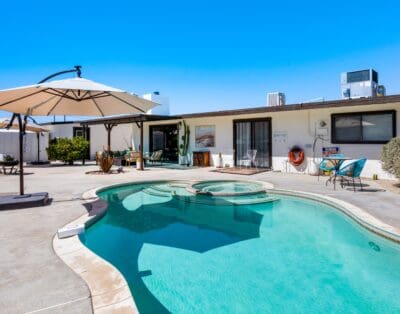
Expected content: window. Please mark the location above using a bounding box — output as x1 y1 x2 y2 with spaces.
332 111 396 144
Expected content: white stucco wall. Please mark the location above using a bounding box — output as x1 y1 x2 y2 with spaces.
0 130 49 161
146 102 398 180
45 101 399 179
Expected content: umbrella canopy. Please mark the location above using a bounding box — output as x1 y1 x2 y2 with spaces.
0 118 48 133
0 67 158 199
0 77 158 116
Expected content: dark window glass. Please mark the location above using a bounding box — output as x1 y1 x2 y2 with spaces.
334 115 362 142
332 111 395 143
372 70 378 83
347 70 370 83
362 114 393 141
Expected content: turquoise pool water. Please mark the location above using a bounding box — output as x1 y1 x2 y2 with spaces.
80 181 400 313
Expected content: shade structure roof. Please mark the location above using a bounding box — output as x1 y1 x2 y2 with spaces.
79 113 181 126
0 118 49 133
0 77 158 116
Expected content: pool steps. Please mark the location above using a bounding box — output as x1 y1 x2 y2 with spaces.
140 184 280 206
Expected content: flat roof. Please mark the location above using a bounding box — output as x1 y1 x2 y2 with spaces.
40 121 79 126
178 94 400 119
43 94 400 126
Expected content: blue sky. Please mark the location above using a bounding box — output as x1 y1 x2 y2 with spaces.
1 0 399 122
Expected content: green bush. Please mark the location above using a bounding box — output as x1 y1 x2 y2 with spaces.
381 137 400 179
47 137 89 165
4 154 15 162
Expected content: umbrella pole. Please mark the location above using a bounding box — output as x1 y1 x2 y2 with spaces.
37 132 40 163
16 114 24 196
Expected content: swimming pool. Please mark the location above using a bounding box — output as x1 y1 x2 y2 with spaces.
80 181 400 313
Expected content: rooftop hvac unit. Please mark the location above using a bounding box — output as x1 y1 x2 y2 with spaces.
341 69 379 99
377 85 386 97
267 92 285 107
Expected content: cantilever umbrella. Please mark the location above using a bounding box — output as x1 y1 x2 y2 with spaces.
0 77 157 116
0 66 158 205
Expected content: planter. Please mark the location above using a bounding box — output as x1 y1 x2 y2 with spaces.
179 155 189 166
216 157 223 168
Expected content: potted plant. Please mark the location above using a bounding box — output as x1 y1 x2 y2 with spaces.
179 120 190 166
99 150 114 173
216 152 223 168
136 157 142 170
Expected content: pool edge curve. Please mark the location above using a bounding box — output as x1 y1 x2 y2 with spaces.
53 180 400 313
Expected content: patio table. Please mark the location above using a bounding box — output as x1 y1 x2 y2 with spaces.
323 156 351 190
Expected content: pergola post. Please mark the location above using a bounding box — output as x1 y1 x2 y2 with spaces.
104 123 115 154
82 126 86 165
139 121 144 170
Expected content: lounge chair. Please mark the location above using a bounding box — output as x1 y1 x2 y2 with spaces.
336 158 367 192
144 150 163 165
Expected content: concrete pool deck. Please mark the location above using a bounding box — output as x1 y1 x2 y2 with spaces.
0 163 399 313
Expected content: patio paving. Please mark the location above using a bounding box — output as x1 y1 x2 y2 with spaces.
0 163 399 313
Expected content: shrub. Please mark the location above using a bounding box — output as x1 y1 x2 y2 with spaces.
381 137 400 179
4 154 15 162
47 137 89 165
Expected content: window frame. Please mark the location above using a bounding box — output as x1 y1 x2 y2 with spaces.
331 110 396 144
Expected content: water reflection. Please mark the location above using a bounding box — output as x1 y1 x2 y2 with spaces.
84 184 270 313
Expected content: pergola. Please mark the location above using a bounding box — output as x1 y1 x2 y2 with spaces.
80 114 181 170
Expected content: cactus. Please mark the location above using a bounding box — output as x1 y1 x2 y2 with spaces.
179 120 190 158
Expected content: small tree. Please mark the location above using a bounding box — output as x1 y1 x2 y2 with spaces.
47 137 89 165
381 137 400 179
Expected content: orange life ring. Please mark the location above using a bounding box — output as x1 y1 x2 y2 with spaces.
288 147 305 166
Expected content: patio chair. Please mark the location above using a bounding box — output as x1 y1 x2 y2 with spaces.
124 151 141 167
336 158 367 192
239 149 257 168
144 150 163 165
318 154 344 181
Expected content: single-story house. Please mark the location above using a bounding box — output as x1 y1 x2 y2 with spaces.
43 94 400 179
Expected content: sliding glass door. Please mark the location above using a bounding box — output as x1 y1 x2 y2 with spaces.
234 118 271 168
149 124 179 163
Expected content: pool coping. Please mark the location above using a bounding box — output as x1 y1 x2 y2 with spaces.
53 180 400 313
53 188 138 314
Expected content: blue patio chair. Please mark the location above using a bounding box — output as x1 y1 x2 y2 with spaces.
318 154 344 181
336 158 367 192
